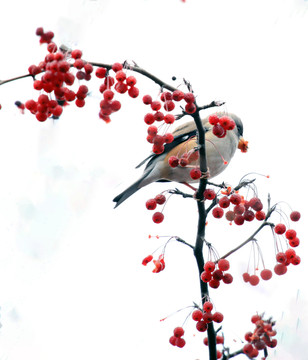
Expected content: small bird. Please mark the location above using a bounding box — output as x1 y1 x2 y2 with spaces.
113 112 247 207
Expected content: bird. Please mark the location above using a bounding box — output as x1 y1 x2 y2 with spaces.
113 112 247 208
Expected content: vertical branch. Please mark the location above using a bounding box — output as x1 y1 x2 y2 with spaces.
192 108 217 360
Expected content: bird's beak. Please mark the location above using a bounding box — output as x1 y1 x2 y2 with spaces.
238 136 248 153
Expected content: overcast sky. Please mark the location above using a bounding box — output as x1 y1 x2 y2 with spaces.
0 0 308 359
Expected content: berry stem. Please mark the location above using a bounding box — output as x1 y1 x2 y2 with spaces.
219 221 274 260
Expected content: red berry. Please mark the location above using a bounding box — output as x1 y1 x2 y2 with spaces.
203 189 216 200
175 337 186 348
289 237 300 247
218 259 230 271
291 255 301 265
234 204 245 215
225 210 235 222
126 76 137 86
203 337 209 346
212 124 226 138
142 255 153 265
84 63 93 74
151 101 161 111
95 67 107 78
204 261 215 272
184 92 195 103
202 312 213 323
192 309 203 321
173 327 184 338
196 320 208 332
153 111 164 122
212 312 224 323
242 272 250 282
75 98 85 107
52 105 63 117
274 223 286 235
71 49 82 59
179 157 188 167
208 114 220 125
112 62 123 72
243 210 255 222
244 332 253 342
152 212 164 224
249 275 260 286
218 196 230 208
172 90 184 101
249 197 263 211
110 100 121 112
251 314 261 323
155 194 166 205
115 70 126 82
185 102 196 114
164 114 175 124
209 279 220 289
36 112 48 122
164 133 174 144
103 90 114 101
144 113 155 125
243 343 254 355
234 215 245 225
74 59 84 69
146 199 157 210
274 263 288 275
285 248 296 260
290 211 301 221
212 207 224 219
203 301 213 313
164 100 175 111
190 167 201 180
169 336 177 346
201 271 212 283
128 86 139 98
222 273 233 284
255 210 266 221
260 269 272 280
168 156 179 168
142 94 152 105
230 193 242 205
285 229 297 240
147 125 158 136
219 116 235 130
152 144 164 154
115 82 128 93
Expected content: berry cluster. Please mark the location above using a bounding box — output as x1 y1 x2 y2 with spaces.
98 62 139 123
169 327 186 348
242 210 301 286
142 254 165 273
169 300 224 350
168 147 200 170
24 28 139 123
26 28 94 121
208 114 236 138
200 259 233 289
145 193 167 224
243 314 277 358
142 90 195 155
209 191 265 224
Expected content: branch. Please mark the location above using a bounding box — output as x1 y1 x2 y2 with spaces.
0 73 34 86
219 221 274 260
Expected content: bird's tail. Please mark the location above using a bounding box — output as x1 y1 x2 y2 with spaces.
113 174 148 208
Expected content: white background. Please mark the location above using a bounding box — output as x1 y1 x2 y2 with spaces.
0 0 307 359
